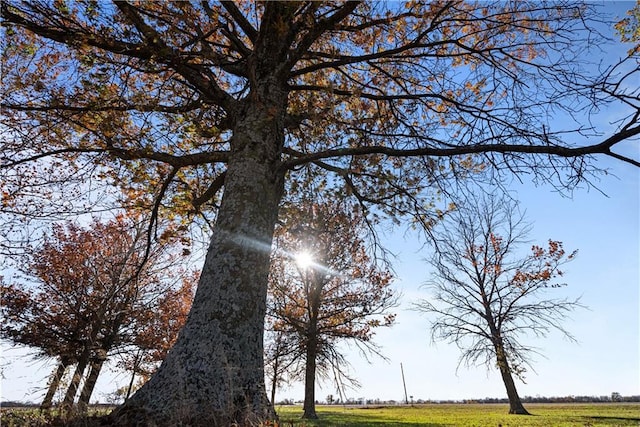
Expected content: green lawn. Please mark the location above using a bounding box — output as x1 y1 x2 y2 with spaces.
2 403 638 426
275 403 640 426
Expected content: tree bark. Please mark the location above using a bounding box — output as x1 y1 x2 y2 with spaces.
112 88 288 426
40 359 70 410
494 343 530 415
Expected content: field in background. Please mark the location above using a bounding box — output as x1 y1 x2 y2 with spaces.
1 403 638 426
275 403 640 426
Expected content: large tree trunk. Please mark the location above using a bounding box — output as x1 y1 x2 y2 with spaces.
40 359 70 410
302 337 318 419
495 344 530 415
112 87 288 426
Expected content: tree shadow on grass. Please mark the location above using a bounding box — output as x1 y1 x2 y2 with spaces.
278 409 448 427
584 415 640 423
521 412 640 426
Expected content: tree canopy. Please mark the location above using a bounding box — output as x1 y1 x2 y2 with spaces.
2 1 638 238
0 215 195 410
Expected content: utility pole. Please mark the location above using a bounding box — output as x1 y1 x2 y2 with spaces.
400 363 408 405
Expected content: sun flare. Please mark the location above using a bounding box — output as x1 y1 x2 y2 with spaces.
295 251 314 269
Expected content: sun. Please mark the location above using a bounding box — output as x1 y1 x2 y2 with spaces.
295 251 314 269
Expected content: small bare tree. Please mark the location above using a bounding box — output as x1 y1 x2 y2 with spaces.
415 194 582 415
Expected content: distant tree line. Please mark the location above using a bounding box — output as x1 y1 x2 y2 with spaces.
269 394 640 406
461 394 640 404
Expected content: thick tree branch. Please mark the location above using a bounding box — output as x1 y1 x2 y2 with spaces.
1 3 150 58
191 171 226 210
115 1 235 109
282 125 640 170
2 2 237 110
2 146 229 169
286 2 362 69
1 100 204 114
219 1 258 44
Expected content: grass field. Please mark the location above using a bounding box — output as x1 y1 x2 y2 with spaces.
275 403 640 426
1 403 638 426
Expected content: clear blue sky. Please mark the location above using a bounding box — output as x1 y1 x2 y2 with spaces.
1 1 638 405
